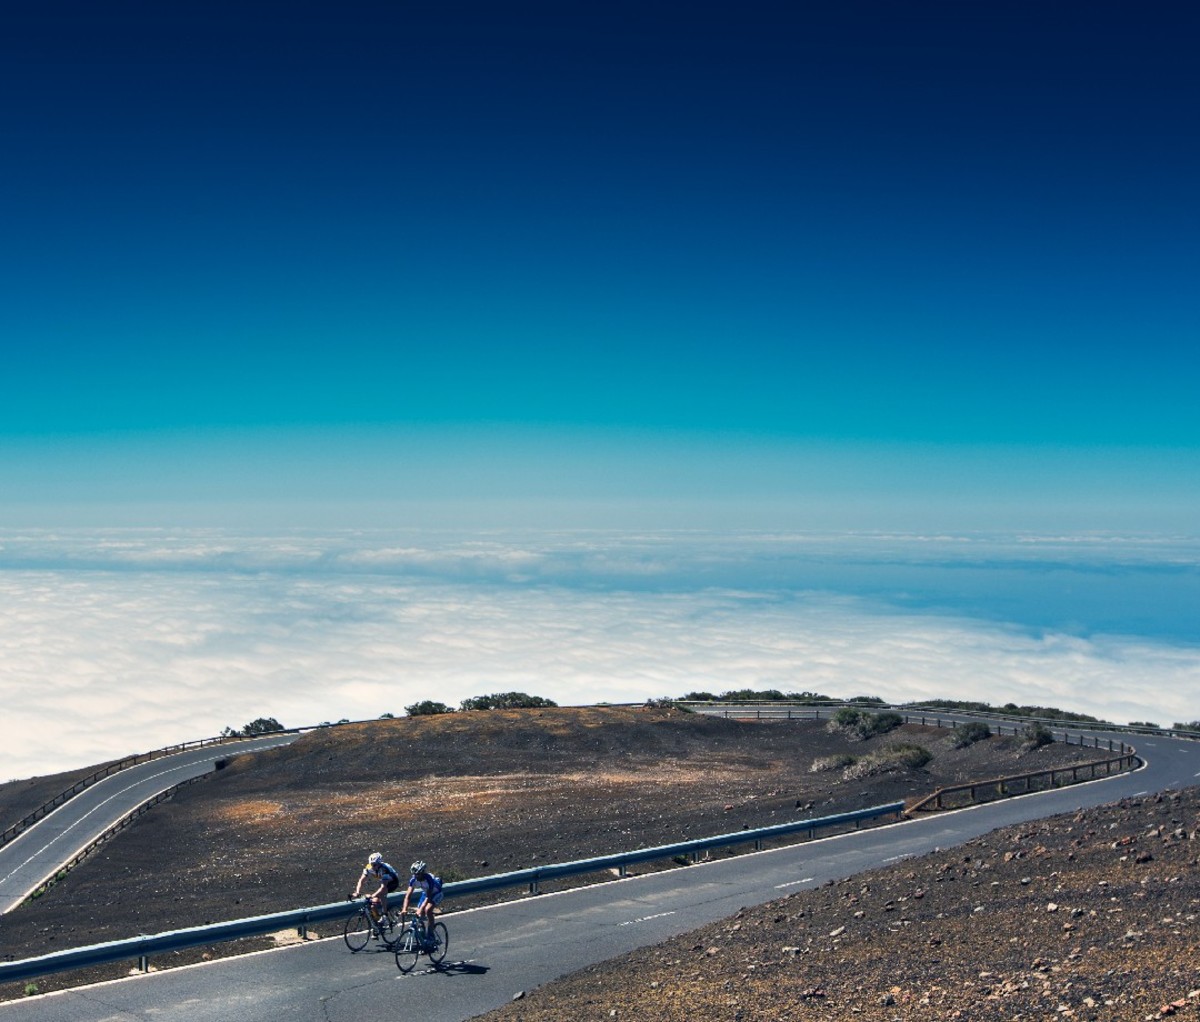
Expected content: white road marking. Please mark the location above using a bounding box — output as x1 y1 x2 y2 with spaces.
1 761 204 886
619 911 677 927
884 854 914 863
774 877 815 889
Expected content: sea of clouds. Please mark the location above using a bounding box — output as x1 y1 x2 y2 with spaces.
1 527 1198 782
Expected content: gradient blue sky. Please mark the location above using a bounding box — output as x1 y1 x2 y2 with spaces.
2 0 1198 528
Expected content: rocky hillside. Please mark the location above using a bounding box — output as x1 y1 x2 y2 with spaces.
478 787 1200 1022
0 706 1113 1002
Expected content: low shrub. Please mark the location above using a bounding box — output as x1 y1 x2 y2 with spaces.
952 721 992 748
406 700 455 716
842 742 932 780
459 692 558 710
1021 722 1056 750
810 753 857 773
827 708 903 741
221 716 285 737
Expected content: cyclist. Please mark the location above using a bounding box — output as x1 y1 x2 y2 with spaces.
401 860 444 941
352 852 400 928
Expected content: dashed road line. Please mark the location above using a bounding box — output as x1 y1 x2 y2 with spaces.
619 911 677 927
774 877 814 890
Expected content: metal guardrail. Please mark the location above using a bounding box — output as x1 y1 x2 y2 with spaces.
0 708 619 852
18 774 216 906
905 747 1140 813
689 701 1142 814
686 702 1139 751
0 801 903 985
679 700 1200 743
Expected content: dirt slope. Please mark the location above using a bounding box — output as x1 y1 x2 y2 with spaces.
478 788 1200 1022
0 706 1107 1001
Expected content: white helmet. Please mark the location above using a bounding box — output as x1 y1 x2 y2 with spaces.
368 852 383 864
410 860 426 875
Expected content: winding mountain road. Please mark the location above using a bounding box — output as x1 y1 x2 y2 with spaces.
1 723 1196 1022
0 734 300 915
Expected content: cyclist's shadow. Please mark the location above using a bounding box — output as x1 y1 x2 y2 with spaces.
427 960 489 977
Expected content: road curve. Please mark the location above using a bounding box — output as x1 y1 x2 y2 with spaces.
0 734 300 915
1 726 1196 1022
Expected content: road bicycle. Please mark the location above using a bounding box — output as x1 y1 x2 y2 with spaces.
394 911 448 972
342 897 399 951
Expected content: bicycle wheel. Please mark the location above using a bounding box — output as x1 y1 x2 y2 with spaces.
428 921 448 965
376 911 398 947
343 910 372 952
394 925 421 973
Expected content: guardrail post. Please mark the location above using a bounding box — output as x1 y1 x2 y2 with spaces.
138 954 149 972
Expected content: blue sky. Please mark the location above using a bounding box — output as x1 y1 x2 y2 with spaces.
2 0 1197 530
1 4 1199 777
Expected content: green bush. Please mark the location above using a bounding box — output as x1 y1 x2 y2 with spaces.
459 692 558 711
905 699 1103 725
883 742 933 769
843 742 932 779
827 708 902 741
720 688 787 701
1021 722 1055 750
221 716 285 737
810 754 857 773
405 700 454 716
952 721 992 748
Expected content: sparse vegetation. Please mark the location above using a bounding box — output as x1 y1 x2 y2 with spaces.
459 692 558 710
220 717 285 738
1021 722 1056 750
952 721 992 748
405 700 455 716
842 742 932 780
681 690 833 703
827 708 903 741
810 753 857 773
1128 720 1161 729
906 699 1104 725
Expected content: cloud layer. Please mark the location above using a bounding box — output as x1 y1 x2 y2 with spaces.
1 528 1197 782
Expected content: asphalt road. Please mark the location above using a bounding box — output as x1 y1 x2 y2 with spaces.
0 734 300 915
1 724 1195 1022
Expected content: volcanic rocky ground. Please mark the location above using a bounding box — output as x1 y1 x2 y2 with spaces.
0 706 1173 1017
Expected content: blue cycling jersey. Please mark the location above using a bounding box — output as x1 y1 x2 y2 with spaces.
408 872 442 895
